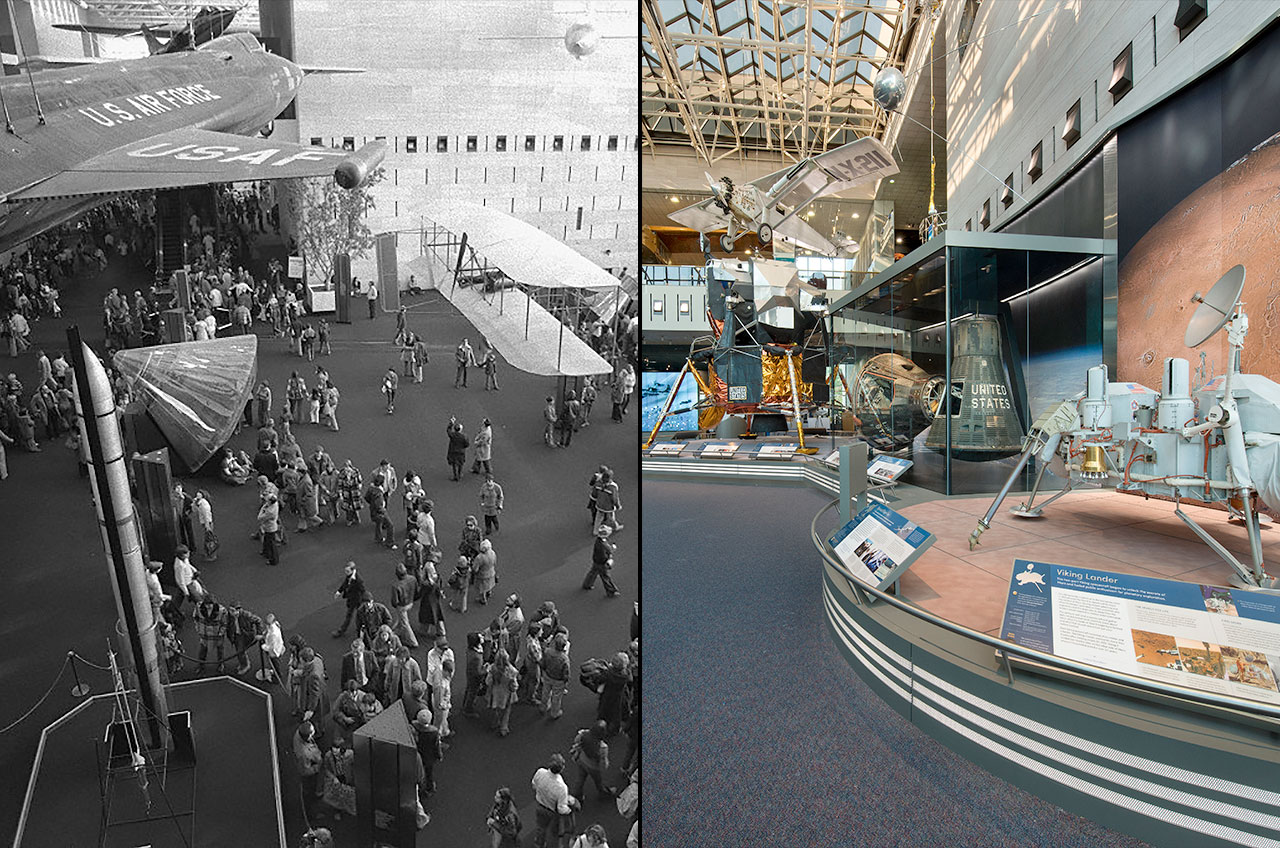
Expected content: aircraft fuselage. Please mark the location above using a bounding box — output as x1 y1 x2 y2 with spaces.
0 33 303 253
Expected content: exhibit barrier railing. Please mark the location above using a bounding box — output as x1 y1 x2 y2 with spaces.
810 497 1280 726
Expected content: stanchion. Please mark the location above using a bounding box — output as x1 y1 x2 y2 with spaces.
254 642 274 683
68 651 91 698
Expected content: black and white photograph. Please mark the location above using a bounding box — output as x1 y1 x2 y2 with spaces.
0 2 637 846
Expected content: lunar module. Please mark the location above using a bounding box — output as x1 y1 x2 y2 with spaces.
970 266 1280 589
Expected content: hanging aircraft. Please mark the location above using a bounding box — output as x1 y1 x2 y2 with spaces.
0 32 385 255
667 137 899 255
53 5 240 55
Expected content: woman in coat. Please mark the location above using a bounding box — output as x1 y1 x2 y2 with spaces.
471 418 493 475
485 648 519 736
416 552 447 638
471 538 498 605
297 468 323 531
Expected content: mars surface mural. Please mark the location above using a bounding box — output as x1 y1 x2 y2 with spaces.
1118 131 1280 386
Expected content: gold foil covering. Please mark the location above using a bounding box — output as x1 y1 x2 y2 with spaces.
761 351 813 406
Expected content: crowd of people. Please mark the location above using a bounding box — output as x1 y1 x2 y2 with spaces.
2 187 640 847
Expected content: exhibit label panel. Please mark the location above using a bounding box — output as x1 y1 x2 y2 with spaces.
1001 561 1280 706
868 456 912 482
828 503 934 590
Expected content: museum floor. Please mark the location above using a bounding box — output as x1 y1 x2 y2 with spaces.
896 489 1278 634
643 477 1151 848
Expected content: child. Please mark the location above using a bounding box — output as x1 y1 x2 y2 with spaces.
308 387 322 425
448 556 469 613
435 657 455 738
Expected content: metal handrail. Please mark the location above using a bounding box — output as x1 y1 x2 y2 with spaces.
810 497 1280 723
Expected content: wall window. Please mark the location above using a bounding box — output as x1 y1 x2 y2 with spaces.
1063 99 1081 147
1027 141 1043 182
436 136 448 153
1001 173 1014 208
466 136 478 152
576 206 584 230
525 135 536 152
495 135 507 152
607 135 618 151
342 136 355 151
405 136 418 153
552 135 564 152
1110 43 1134 102
979 199 991 229
1175 0 1207 40
580 135 591 151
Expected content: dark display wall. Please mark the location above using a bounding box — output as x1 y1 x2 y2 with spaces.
1117 17 1280 386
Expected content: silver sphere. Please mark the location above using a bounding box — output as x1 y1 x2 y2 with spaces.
564 22 600 58
873 67 907 111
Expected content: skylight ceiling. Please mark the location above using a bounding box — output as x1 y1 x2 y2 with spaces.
642 0 913 164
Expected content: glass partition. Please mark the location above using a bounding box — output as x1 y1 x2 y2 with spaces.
829 232 1108 495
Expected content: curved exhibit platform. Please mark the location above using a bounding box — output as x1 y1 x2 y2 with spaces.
645 456 1280 848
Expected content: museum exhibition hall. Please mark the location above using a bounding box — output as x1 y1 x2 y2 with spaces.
642 1 1280 846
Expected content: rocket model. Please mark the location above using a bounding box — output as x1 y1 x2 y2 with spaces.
69 328 169 749
924 315 1024 460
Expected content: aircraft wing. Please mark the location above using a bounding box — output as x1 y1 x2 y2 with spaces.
668 197 730 232
767 137 899 215
772 213 837 255
9 129 378 200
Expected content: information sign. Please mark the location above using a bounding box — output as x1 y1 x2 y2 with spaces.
701 443 740 458
757 444 799 460
868 456 912 482
287 255 304 279
1001 561 1280 706
828 502 934 591
647 443 684 456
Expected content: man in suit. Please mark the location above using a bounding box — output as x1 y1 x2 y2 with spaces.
341 636 378 694
332 561 366 638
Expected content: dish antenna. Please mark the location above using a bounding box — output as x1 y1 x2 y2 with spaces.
1185 264 1245 348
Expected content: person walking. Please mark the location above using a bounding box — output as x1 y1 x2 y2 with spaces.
192 489 217 562
366 476 397 550
194 596 228 675
449 556 470 614
454 338 474 388
293 721 323 821
417 551 447 639
620 364 636 415
400 328 416 377
485 648 519 737
586 466 607 526
324 381 341 431
472 417 493 475
434 657 455 739
592 470 622 534
225 600 264 676
582 526 620 597
570 721 615 801
531 754 579 848
340 637 378 694
366 279 378 319
543 396 558 447
486 787 522 848
471 538 497 606
259 492 280 565
287 371 308 424
337 460 364 525
382 645 423 707
172 544 200 615
482 348 500 390
297 468 324 532
332 562 365 638
479 473 504 535
412 333 428 383
395 306 409 345
382 366 398 414
539 633 571 719
610 378 625 423
355 592 393 649
579 378 596 427
318 319 331 356
391 563 420 649
558 392 580 448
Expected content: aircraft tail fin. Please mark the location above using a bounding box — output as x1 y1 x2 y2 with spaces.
141 25 166 55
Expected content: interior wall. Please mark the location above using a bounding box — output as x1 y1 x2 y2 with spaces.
1116 18 1280 386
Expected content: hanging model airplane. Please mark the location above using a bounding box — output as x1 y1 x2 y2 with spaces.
668 136 899 255
0 32 385 255
54 5 240 55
